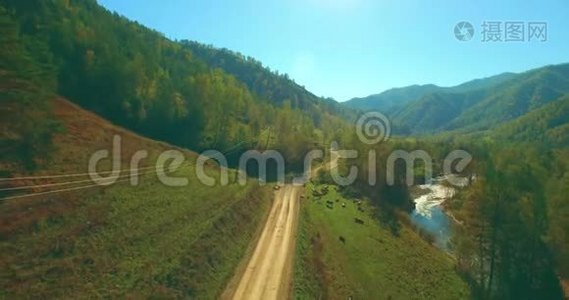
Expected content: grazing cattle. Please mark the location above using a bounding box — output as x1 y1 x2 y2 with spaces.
339 236 346 244
326 200 334 209
354 218 365 224
342 202 346 208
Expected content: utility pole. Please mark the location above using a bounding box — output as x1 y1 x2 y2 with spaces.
264 127 272 151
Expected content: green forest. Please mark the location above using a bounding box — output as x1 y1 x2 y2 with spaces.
0 0 349 172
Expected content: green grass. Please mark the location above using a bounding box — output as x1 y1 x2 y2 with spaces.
0 99 274 298
294 182 470 300
0 162 273 298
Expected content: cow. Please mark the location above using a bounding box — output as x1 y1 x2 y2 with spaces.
339 236 346 244
354 218 365 224
326 201 334 209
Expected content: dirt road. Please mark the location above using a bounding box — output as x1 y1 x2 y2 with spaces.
229 185 301 300
225 151 337 300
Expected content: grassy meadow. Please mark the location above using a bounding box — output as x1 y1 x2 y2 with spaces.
0 99 273 298
293 181 470 300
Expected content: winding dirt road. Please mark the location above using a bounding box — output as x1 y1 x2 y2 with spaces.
229 185 301 300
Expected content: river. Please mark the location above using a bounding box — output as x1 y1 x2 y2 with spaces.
409 175 469 250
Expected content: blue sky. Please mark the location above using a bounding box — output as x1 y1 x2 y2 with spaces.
97 0 569 101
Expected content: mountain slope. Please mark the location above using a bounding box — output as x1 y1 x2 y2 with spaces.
344 72 517 114
392 89 489 134
344 84 441 113
447 63 569 131
181 41 354 121
0 98 272 298
0 4 60 170
385 63 569 134
450 72 517 93
1 0 349 168
491 93 569 148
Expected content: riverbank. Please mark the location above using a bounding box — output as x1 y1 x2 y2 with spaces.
408 175 470 250
293 181 470 299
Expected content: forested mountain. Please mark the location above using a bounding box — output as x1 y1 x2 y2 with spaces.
491 93 569 148
0 4 60 169
446 64 569 131
345 65 569 135
181 41 354 120
0 0 350 170
344 72 516 114
392 89 489 134
340 84 441 114
448 72 517 93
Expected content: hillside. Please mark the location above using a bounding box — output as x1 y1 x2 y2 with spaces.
344 72 516 114
0 98 273 298
344 84 441 113
446 63 569 131
181 41 355 121
491 93 569 148
0 0 349 168
344 65 569 135
392 89 489 134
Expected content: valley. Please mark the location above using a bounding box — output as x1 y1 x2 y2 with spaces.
1 0 568 299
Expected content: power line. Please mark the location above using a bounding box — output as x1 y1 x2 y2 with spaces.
218 127 270 156
0 161 196 201
0 164 157 181
0 168 160 192
0 145 216 182
0 129 271 200
0 177 135 201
